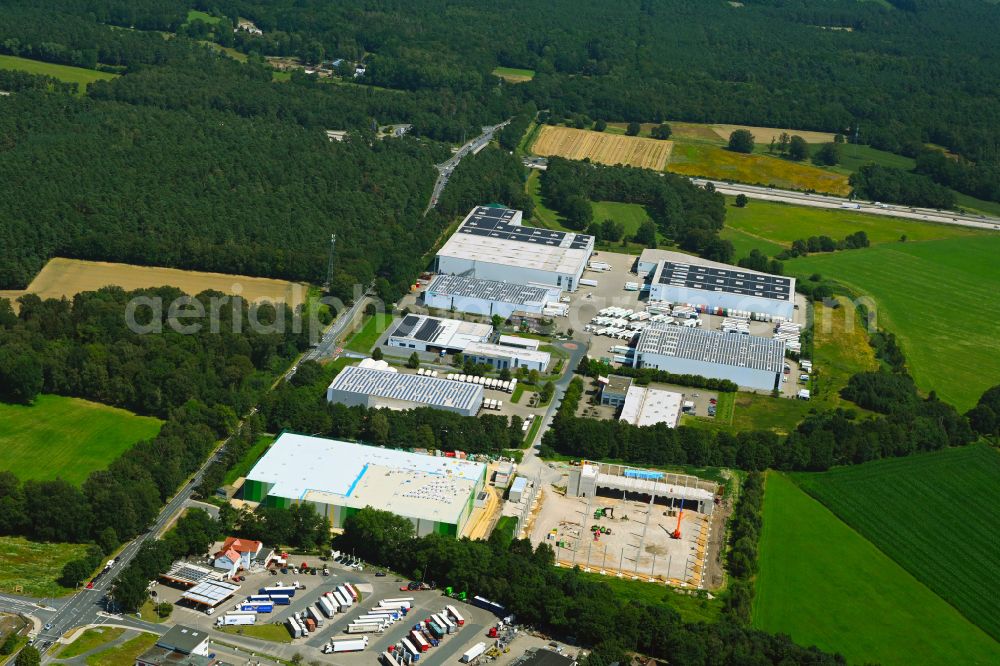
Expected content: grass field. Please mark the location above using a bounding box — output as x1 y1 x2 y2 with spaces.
0 537 91 597
754 473 1000 665
345 313 393 354
719 226 787 260
58 628 125 659
724 198 982 249
954 190 1000 218
788 235 1000 411
822 142 916 175
590 201 653 236
0 257 308 310
0 55 117 95
532 125 673 170
811 297 879 405
574 571 721 624
794 445 1000 642
223 435 274 486
218 624 292 643
667 142 850 195
85 633 158 666
187 9 221 24
0 395 162 485
492 66 535 82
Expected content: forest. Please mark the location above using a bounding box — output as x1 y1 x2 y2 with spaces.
0 288 308 547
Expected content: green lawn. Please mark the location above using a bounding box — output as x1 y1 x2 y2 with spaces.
754 472 1000 666
590 201 653 237
822 142 916 175
724 198 981 249
223 435 274 486
0 55 117 94
492 66 535 82
57 628 125 659
0 536 91 597
522 415 543 448
954 190 1000 218
0 395 162 485
187 9 221 24
86 633 157 666
344 313 394 354
218 623 292 643
573 571 721 624
787 235 1000 411
794 445 1000 642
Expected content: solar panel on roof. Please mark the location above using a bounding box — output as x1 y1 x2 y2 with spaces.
394 315 419 338
657 261 791 300
414 319 442 342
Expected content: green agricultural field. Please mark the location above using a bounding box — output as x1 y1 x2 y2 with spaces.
720 225 787 260
795 445 1000 642
0 55 117 94
724 198 982 249
223 435 274 486
0 536 91 597
345 313 394 354
754 473 1000 666
492 66 535 82
0 395 162 485
667 142 851 195
787 235 1000 410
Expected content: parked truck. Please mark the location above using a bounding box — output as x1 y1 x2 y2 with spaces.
238 602 273 613
286 617 304 639
324 637 369 654
260 585 296 597
216 613 256 626
344 583 360 601
318 596 337 618
446 605 465 626
401 638 421 662
268 595 291 606
410 630 430 652
461 642 487 663
347 623 386 634
307 604 324 627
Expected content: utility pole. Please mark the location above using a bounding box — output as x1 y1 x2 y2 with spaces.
324 233 337 291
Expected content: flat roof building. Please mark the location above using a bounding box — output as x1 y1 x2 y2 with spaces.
386 314 492 354
619 386 683 428
643 250 795 320
462 341 551 372
600 375 632 407
137 625 214 666
243 433 487 537
435 206 594 291
327 365 483 416
633 324 784 391
424 274 562 319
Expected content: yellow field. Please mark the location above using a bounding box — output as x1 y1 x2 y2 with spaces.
0 258 307 308
710 123 836 145
532 125 672 170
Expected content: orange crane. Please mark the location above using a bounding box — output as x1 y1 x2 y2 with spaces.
670 506 684 539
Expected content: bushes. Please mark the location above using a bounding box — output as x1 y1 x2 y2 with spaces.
723 472 764 623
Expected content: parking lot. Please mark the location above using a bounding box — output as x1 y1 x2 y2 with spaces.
153 558 536 664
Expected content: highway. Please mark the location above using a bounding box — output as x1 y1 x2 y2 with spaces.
425 121 509 214
689 178 1000 231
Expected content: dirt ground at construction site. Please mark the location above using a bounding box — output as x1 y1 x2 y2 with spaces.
526 476 717 589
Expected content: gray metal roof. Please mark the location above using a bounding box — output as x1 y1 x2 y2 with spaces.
635 324 785 373
328 366 483 411
460 208 593 250
655 260 793 301
157 625 210 654
427 274 555 306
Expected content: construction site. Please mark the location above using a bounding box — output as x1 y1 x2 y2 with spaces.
526 462 725 588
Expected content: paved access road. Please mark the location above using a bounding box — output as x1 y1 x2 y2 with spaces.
690 178 1000 231
425 121 510 214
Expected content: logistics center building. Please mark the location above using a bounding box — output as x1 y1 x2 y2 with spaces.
424 274 562 319
644 251 795 320
386 313 492 354
633 324 785 391
434 206 594 291
326 365 484 416
243 433 487 537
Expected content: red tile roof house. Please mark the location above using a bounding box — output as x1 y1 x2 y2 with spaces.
211 537 263 577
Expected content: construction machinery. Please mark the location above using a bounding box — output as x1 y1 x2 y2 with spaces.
671 507 684 539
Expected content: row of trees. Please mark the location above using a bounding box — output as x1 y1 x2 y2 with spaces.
775 231 870 260
723 472 764 624
849 164 956 209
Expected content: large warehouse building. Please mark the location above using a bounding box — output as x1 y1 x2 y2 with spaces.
633 323 785 391
386 314 492 354
327 365 484 416
243 433 487 537
424 274 562 319
644 251 795 320
434 206 594 291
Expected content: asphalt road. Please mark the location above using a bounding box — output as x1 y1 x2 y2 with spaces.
425 121 509 214
286 283 375 382
689 178 1000 231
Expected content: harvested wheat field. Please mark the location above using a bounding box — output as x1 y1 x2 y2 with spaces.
0 258 307 308
711 124 837 145
532 125 672 169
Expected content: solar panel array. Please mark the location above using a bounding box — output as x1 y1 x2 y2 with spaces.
393 314 420 338
636 324 785 373
461 208 592 250
329 366 483 411
427 274 552 305
181 579 240 606
657 261 793 301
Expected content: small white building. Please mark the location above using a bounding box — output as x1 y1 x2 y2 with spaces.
211 537 264 577
386 314 492 354
462 341 550 373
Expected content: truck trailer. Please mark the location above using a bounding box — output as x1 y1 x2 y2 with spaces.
461 642 487 663
325 637 369 654
446 605 465 626
318 596 337 618
238 602 273 613
346 623 386 634
216 613 256 626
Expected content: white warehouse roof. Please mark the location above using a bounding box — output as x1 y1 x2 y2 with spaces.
619 386 683 428
245 433 486 526
463 341 551 367
388 313 492 350
437 206 593 275
636 324 785 373
328 365 484 412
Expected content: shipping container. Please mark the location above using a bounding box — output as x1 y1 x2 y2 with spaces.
238 602 272 613
269 595 291 605
471 596 506 616
308 605 324 627
287 617 304 639
344 583 360 601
